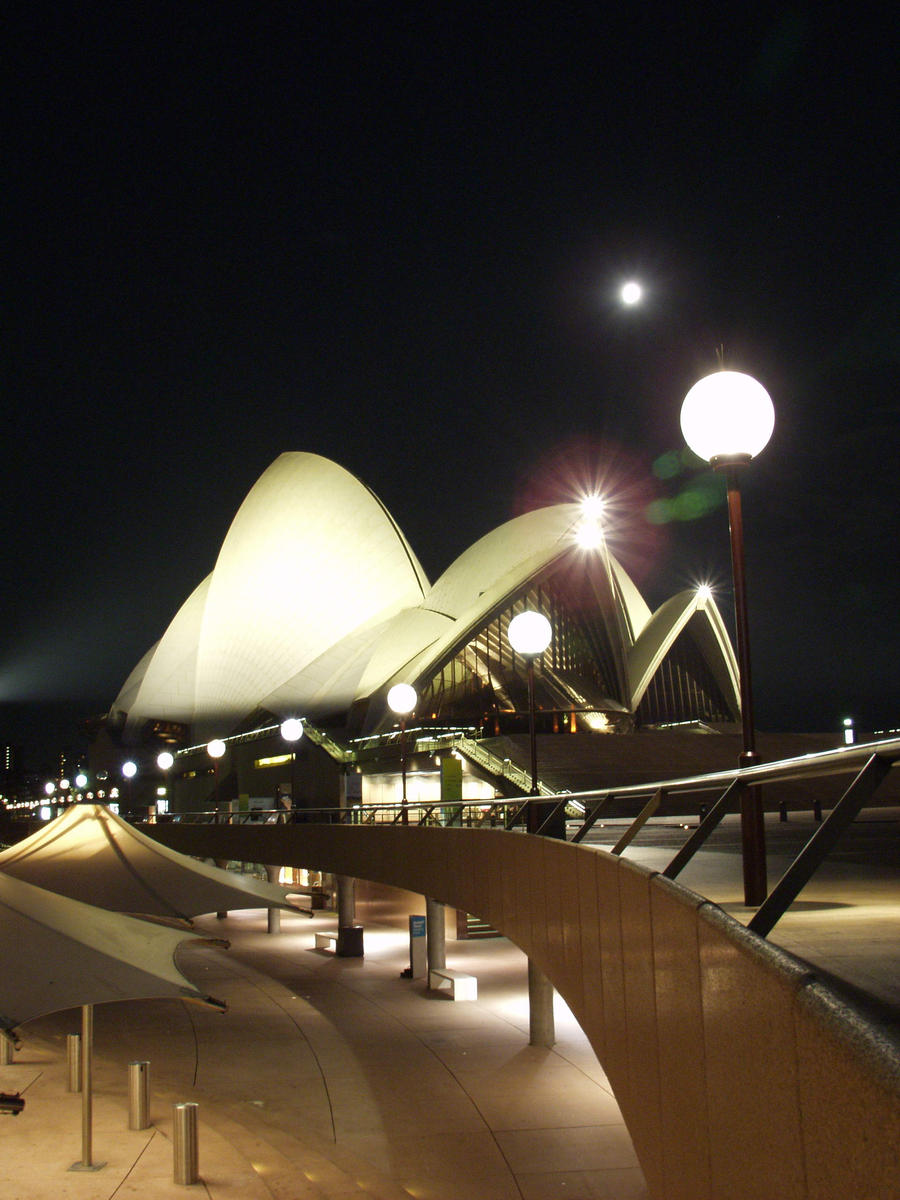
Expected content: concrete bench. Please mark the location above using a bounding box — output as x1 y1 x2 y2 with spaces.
314 931 338 951
429 967 477 1000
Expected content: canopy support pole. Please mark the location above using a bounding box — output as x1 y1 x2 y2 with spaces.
69 1005 105 1172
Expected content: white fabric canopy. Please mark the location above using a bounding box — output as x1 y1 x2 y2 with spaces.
0 870 221 1034
0 804 291 921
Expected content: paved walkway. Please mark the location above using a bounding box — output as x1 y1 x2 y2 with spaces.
2 806 897 1198
1 909 647 1200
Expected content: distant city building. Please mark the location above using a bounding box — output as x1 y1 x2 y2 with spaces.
2 743 22 783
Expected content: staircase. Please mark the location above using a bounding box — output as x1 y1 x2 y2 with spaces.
456 909 501 939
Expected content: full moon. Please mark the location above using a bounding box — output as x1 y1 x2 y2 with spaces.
621 280 643 305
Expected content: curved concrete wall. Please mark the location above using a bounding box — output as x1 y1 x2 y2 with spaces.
146 822 900 1200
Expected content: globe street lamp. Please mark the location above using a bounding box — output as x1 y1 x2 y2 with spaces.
387 684 417 824
280 718 304 813
507 610 552 832
681 369 774 905
207 739 226 806
122 759 138 812
157 750 174 813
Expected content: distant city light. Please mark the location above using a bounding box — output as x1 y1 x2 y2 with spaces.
39 805 52 821
207 739 226 759
74 772 87 788
122 760 137 779
157 750 174 771
44 781 55 796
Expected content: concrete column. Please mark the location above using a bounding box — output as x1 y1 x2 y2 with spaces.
528 960 555 1047
265 864 281 934
425 897 446 976
336 875 364 956
337 875 355 926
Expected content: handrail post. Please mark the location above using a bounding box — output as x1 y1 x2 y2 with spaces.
749 754 892 936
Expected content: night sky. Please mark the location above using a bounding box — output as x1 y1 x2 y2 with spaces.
4 5 898 769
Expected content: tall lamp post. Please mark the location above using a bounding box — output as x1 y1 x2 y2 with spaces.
207 739 226 808
507 610 553 832
280 718 304 814
157 751 174 814
680 369 774 906
121 760 137 813
387 684 417 824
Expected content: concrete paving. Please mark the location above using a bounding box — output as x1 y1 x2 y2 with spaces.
1 910 648 1200
1 804 896 1198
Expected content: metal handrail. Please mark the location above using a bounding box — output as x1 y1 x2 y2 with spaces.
163 736 900 933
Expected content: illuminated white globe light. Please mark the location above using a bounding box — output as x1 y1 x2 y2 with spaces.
157 751 174 771
122 760 138 779
621 280 643 305
387 683 417 716
680 371 774 463
74 772 88 788
280 717 304 742
44 781 55 796
207 739 226 759
508 610 552 657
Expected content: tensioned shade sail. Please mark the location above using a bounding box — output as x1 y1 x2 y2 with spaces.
0 804 292 921
0 870 222 1034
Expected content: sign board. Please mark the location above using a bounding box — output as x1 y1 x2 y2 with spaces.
441 756 462 804
409 914 427 979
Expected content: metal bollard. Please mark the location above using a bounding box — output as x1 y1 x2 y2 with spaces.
67 1033 82 1092
173 1101 199 1185
128 1061 150 1130
0 1033 13 1066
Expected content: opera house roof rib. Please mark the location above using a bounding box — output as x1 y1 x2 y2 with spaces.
110 452 741 745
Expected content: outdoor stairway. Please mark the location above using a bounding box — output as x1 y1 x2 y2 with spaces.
458 909 501 939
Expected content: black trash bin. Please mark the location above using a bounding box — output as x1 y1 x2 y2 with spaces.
336 924 364 957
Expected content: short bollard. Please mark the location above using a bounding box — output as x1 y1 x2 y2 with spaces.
173 1101 199 1185
67 1033 82 1092
0 1033 13 1066
128 1061 150 1130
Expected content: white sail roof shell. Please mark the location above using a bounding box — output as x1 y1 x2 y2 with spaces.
116 453 428 732
112 454 739 734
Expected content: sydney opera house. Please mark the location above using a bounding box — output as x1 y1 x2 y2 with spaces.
97 452 743 811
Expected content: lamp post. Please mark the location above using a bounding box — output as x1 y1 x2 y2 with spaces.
280 718 304 814
507 610 552 832
207 739 226 807
387 684 417 824
680 369 774 905
157 751 174 814
121 760 137 813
